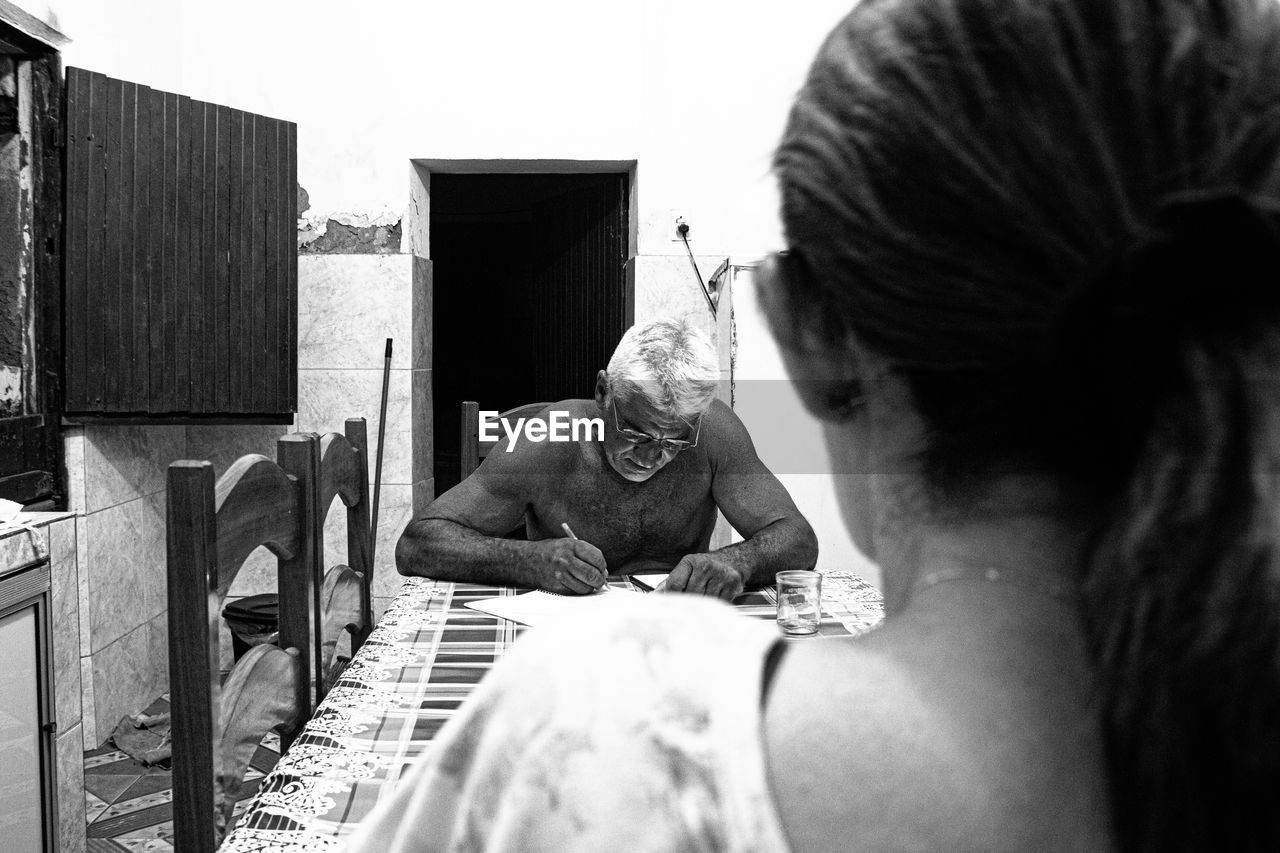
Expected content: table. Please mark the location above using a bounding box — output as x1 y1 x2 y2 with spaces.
220 573 884 852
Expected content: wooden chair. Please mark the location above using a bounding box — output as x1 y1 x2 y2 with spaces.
315 418 373 699
460 400 551 480
166 433 320 853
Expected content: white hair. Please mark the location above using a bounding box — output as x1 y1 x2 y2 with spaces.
606 317 720 419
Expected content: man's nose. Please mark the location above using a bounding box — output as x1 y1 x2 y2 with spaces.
634 442 665 466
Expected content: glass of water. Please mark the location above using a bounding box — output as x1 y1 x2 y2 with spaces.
776 570 822 636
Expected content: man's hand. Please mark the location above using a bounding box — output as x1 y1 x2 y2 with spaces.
532 538 608 594
664 553 747 601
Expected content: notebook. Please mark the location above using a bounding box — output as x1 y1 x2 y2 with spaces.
465 586 648 627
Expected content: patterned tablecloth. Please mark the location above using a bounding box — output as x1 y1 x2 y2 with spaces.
220 573 884 852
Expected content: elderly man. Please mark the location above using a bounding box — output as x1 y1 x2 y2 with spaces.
396 317 817 600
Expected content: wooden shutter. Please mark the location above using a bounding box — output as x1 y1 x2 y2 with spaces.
530 175 629 401
63 68 296 421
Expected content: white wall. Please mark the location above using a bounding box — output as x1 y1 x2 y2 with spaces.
39 0 851 259
29 0 879 590
731 266 879 588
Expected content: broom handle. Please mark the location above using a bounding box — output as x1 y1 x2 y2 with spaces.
369 338 392 567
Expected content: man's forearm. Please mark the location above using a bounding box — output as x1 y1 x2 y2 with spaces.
710 517 819 587
395 518 546 587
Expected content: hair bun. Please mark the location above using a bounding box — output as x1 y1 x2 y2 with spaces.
1109 191 1280 328
1043 191 1280 477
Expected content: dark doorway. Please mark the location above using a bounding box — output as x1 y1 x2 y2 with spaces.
431 172 630 494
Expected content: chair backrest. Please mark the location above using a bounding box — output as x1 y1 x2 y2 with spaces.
166 433 320 853
460 400 551 480
315 418 373 698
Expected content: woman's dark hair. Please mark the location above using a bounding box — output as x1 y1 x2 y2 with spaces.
774 0 1280 850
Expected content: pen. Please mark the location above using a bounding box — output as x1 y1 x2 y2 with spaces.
561 522 608 593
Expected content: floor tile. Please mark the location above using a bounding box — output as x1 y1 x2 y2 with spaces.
87 801 172 839
111 837 172 853
93 788 172 825
87 839 126 852
85 791 111 824
84 772 141 803
117 773 174 802
85 693 282 847
84 748 129 767
110 823 174 852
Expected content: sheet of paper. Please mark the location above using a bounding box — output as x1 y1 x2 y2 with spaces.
465 587 648 627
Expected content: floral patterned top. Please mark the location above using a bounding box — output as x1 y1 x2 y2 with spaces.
343 595 793 853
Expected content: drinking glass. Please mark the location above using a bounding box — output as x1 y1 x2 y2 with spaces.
776 570 822 636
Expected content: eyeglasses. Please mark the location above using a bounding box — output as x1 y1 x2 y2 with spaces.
611 402 702 452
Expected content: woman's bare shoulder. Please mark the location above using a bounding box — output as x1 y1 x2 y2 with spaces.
764 628 1114 852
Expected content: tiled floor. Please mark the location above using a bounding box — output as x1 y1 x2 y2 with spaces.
83 697 281 852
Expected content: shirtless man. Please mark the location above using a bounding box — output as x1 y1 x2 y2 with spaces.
395 317 818 600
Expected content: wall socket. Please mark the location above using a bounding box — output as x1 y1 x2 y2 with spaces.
671 209 689 241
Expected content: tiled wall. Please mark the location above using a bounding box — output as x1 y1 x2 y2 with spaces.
59 252 426 747
289 252 430 623
63 425 182 749
36 515 86 853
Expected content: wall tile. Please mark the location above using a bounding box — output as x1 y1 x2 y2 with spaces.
296 368 413 485
412 256 432 370
0 525 45 573
82 425 186 513
80 656 97 749
49 519 82 731
411 368 432 486
370 484 412 600
91 614 167 742
297 254 414 370
146 611 169 700
85 493 166 652
184 425 290 479
48 517 75 565
320 499 353 575
412 477 435 519
225 545 279 599
56 724 87 853
75 515 91 657
63 428 87 514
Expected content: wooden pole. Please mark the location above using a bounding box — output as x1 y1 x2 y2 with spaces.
369 339 391 568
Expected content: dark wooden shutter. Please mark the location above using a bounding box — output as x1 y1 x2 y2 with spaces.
530 175 629 401
63 68 296 421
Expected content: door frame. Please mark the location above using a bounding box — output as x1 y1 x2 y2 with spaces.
405 158 637 514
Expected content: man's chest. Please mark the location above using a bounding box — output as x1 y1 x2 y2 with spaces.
526 457 716 565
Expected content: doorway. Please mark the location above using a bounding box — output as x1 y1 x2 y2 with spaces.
429 171 631 494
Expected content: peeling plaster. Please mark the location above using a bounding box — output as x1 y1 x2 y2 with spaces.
299 216 402 254
297 202 405 254
0 365 20 415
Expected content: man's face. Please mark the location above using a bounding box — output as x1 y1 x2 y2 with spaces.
599 393 701 483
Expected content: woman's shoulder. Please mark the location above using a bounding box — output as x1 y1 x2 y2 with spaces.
763 621 1115 852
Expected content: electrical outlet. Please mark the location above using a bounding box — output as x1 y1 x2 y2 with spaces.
671 209 690 241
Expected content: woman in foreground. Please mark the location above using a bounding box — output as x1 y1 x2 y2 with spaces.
349 1 1280 850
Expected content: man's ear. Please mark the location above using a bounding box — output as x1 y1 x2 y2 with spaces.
594 370 610 409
